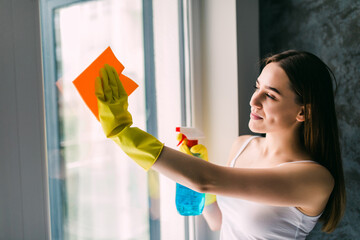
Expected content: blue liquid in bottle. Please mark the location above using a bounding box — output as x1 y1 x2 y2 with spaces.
175 183 205 216
175 128 206 216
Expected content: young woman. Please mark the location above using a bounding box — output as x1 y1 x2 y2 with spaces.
95 50 346 239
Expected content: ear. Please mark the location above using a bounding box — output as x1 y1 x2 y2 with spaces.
296 106 305 122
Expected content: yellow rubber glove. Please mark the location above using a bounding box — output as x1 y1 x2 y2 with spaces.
95 64 164 170
177 133 216 206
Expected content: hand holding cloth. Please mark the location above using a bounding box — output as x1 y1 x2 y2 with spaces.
95 64 164 170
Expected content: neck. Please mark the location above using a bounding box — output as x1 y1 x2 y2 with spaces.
262 130 305 159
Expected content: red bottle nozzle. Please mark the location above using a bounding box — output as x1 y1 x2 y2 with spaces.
176 127 203 147
177 133 187 146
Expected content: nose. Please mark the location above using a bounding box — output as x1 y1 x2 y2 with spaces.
249 90 262 109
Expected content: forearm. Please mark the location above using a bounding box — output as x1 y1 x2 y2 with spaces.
152 146 216 193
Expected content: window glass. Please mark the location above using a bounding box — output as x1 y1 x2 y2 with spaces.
42 0 188 239
152 0 184 239
53 1 149 239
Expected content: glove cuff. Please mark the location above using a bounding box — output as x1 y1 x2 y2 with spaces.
111 127 164 171
205 193 217 206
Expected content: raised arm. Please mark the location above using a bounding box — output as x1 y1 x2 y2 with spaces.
153 146 334 214
95 64 334 217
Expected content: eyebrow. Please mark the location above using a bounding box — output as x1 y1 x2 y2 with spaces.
256 79 282 95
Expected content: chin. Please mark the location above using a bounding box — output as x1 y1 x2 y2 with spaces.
248 120 265 134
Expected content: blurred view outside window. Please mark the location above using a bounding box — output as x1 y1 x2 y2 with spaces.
54 1 149 239
41 0 186 239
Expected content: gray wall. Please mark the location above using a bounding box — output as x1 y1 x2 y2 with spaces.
260 0 360 239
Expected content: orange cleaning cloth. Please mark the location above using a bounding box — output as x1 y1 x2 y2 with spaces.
72 47 138 121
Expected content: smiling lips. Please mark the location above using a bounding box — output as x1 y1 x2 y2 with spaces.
251 112 263 120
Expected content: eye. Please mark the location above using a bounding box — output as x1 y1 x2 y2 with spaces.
253 83 278 100
266 93 276 100
253 85 276 100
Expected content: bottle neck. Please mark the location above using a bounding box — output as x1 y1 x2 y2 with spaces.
187 139 198 147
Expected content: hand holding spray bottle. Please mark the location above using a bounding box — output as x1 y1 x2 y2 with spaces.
175 127 206 216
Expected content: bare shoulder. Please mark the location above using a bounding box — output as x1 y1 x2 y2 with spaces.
278 161 334 197
231 135 254 152
284 161 333 180
310 163 334 191
280 162 334 214
226 135 256 166
233 135 253 144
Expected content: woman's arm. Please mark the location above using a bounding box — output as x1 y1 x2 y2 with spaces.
152 146 334 211
94 65 333 214
202 201 222 231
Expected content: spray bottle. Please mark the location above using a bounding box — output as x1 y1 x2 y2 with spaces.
175 127 206 216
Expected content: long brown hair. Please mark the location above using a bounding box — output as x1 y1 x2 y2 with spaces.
263 50 346 233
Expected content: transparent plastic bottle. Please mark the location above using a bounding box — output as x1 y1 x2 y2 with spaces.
175 127 206 216
175 183 205 216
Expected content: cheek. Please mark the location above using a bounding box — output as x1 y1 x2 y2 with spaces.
267 103 299 124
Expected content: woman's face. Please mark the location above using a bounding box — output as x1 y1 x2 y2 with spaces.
248 62 304 134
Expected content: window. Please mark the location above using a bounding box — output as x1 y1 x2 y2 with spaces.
40 0 192 239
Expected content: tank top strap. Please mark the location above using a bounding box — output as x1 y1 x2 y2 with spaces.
276 160 317 167
229 136 260 168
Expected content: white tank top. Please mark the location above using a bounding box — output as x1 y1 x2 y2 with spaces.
217 136 321 240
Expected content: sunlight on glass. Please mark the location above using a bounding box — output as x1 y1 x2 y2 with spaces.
152 0 184 239
53 0 149 239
